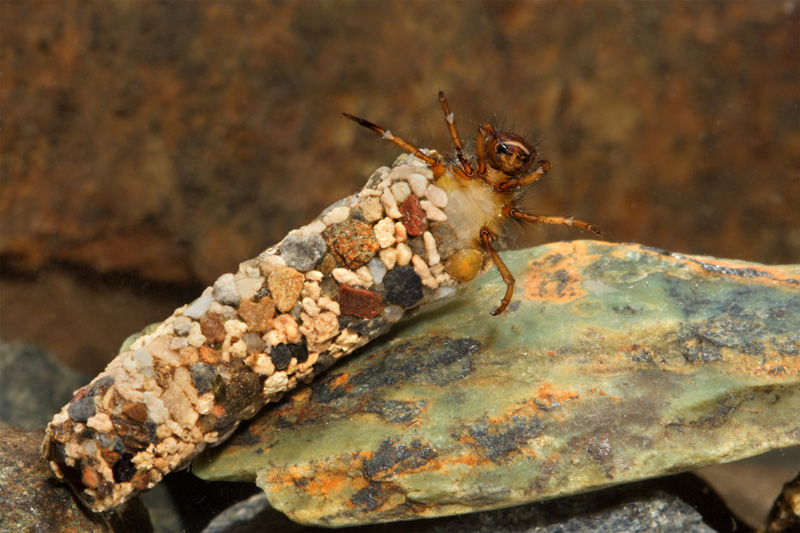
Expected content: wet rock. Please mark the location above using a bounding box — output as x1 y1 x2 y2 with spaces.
194 242 800 527
0 426 152 532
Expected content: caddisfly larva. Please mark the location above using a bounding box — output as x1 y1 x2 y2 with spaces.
42 92 599 512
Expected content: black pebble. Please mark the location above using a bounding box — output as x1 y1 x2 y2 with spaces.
383 265 423 308
190 362 216 395
271 344 293 370
112 453 136 483
67 396 96 423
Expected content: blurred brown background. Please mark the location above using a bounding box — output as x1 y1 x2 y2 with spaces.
1 1 798 527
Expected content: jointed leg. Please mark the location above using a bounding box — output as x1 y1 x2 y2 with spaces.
495 160 551 192
438 91 474 177
503 204 601 234
479 227 515 316
343 113 447 178
475 123 496 177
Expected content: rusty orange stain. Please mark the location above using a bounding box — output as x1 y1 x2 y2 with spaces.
523 242 598 303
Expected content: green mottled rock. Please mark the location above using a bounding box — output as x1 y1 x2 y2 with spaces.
193 241 800 527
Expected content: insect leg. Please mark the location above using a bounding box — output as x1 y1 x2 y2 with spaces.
503 204 601 234
343 112 447 178
495 160 551 192
475 123 496 177
479 227 515 316
438 91 474 177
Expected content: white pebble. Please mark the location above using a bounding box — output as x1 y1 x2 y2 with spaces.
304 270 323 282
381 188 402 219
332 267 367 287
360 196 384 222
394 221 407 243
419 200 448 221
356 265 374 287
424 184 448 208
368 257 387 284
183 290 213 320
213 273 240 306
396 243 413 266
406 173 429 197
323 206 350 225
383 305 405 322
298 219 326 236
412 254 439 289
379 248 397 270
423 231 441 266
390 182 411 204
373 217 396 249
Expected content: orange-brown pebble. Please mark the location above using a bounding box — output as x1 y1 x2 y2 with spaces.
200 314 226 344
199 345 220 364
338 284 385 319
122 402 149 423
323 219 380 270
399 194 427 236
268 266 305 313
238 297 276 332
81 467 102 489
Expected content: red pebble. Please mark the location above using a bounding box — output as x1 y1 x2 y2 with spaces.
338 284 385 319
399 194 427 236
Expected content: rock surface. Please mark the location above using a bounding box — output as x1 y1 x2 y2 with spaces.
194 242 800 526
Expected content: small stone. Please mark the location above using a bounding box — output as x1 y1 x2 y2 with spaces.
338 284 385 319
268 266 305 313
429 222 460 259
381 188 402 219
356 265 373 287
199 346 219 364
258 255 286 277
280 233 327 272
236 277 264 301
200 314 226 344
360 196 384 222
270 344 294 371
323 219 380 270
213 273 241 306
399 194 427 236
379 248 397 270
368 257 387 284
238 297 276 333
412 254 439 289
424 184 448 208
406 173 429 197
332 267 366 287
184 291 214 319
299 311 340 345
419 200 447 221
67 396 96 423
373 217 396 249
172 316 193 336
394 221 407 243
383 265 424 308
297 219 326 236
396 242 413 266
322 205 351 226
383 304 405 322
390 182 411 204
122 402 149 423
423 231 441 266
